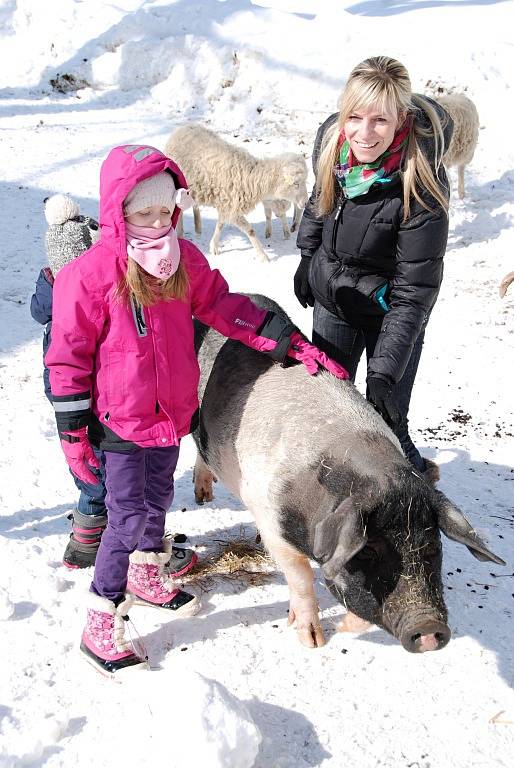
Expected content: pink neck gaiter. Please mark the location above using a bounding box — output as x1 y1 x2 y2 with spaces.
125 222 180 279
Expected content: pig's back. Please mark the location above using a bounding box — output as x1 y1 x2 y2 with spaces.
195 318 405 512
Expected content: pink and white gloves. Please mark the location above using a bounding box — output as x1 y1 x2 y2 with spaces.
255 312 350 380
286 331 349 379
60 427 101 485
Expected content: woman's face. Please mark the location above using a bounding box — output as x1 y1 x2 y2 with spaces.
343 105 400 163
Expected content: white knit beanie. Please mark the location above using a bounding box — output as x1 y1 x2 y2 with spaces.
123 172 177 216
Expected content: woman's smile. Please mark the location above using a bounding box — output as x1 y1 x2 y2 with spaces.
344 106 400 163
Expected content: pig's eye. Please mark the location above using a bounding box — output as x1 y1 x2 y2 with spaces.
355 546 378 561
417 540 441 558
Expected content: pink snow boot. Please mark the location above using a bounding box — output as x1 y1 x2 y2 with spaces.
127 550 200 616
80 594 148 677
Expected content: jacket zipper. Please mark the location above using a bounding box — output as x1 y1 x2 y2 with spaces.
147 308 177 444
331 195 344 255
130 294 147 337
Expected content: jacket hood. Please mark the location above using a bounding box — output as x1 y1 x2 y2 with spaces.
99 145 189 255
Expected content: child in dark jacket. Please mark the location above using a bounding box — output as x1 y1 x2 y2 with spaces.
30 195 107 568
30 195 198 579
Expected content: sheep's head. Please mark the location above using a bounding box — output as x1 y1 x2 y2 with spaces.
275 153 308 208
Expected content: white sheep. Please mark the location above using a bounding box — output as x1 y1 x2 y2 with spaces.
164 124 308 262
262 198 303 240
434 93 479 199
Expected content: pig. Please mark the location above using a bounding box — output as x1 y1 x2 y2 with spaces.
193 296 505 653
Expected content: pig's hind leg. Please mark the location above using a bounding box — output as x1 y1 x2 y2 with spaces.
263 537 325 648
193 453 217 504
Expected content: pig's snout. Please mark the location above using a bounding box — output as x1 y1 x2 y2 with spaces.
400 620 451 653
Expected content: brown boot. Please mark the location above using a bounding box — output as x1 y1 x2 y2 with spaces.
423 459 440 485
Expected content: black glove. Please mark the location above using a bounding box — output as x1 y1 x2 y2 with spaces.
366 376 401 429
293 257 315 308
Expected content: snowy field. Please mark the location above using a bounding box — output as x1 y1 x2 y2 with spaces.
0 1 513 766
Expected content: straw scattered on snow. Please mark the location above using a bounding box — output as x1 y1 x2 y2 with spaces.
178 528 275 593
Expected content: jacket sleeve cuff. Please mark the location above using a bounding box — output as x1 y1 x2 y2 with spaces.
255 312 299 364
52 391 92 434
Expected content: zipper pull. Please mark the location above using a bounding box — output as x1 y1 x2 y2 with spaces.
334 192 344 218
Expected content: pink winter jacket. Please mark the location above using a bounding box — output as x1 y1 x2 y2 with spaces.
46 145 275 448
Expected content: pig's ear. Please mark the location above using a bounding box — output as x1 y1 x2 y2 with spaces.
313 497 367 579
436 495 506 566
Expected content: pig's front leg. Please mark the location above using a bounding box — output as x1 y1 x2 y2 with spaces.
264 539 325 648
193 453 217 504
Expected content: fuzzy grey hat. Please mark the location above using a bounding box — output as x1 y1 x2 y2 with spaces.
44 194 100 275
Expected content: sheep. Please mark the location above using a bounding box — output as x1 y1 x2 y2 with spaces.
499 271 514 298
262 198 303 240
164 124 308 262
434 93 479 199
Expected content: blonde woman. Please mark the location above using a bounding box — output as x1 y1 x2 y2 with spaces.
294 56 453 481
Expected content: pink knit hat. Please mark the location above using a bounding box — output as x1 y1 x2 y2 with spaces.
124 172 177 216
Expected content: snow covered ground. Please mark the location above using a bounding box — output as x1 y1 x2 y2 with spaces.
0 1 513 766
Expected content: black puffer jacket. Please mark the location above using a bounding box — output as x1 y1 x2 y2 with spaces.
296 96 453 383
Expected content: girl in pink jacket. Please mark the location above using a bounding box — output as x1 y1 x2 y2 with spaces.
46 144 348 677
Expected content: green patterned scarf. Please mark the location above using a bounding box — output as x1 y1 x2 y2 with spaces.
334 121 410 199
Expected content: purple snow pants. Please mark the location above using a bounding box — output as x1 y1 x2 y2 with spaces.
91 444 180 602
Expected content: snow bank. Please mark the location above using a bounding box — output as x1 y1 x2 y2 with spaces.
0 587 14 621
120 664 261 768
2 0 512 135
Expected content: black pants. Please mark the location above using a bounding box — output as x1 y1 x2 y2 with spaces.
312 302 427 472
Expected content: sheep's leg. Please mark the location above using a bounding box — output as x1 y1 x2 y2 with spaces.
233 215 269 263
176 211 184 237
209 218 224 256
499 270 514 298
291 204 302 233
457 165 465 199
279 212 291 240
193 205 202 234
263 203 273 239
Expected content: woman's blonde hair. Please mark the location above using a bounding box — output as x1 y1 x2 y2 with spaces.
316 56 448 220
117 257 189 307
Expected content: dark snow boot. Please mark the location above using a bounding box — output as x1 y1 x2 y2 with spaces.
63 509 107 569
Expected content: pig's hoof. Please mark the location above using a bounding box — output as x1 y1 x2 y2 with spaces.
297 623 325 648
337 612 372 634
289 609 325 648
194 489 213 505
192 472 217 505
